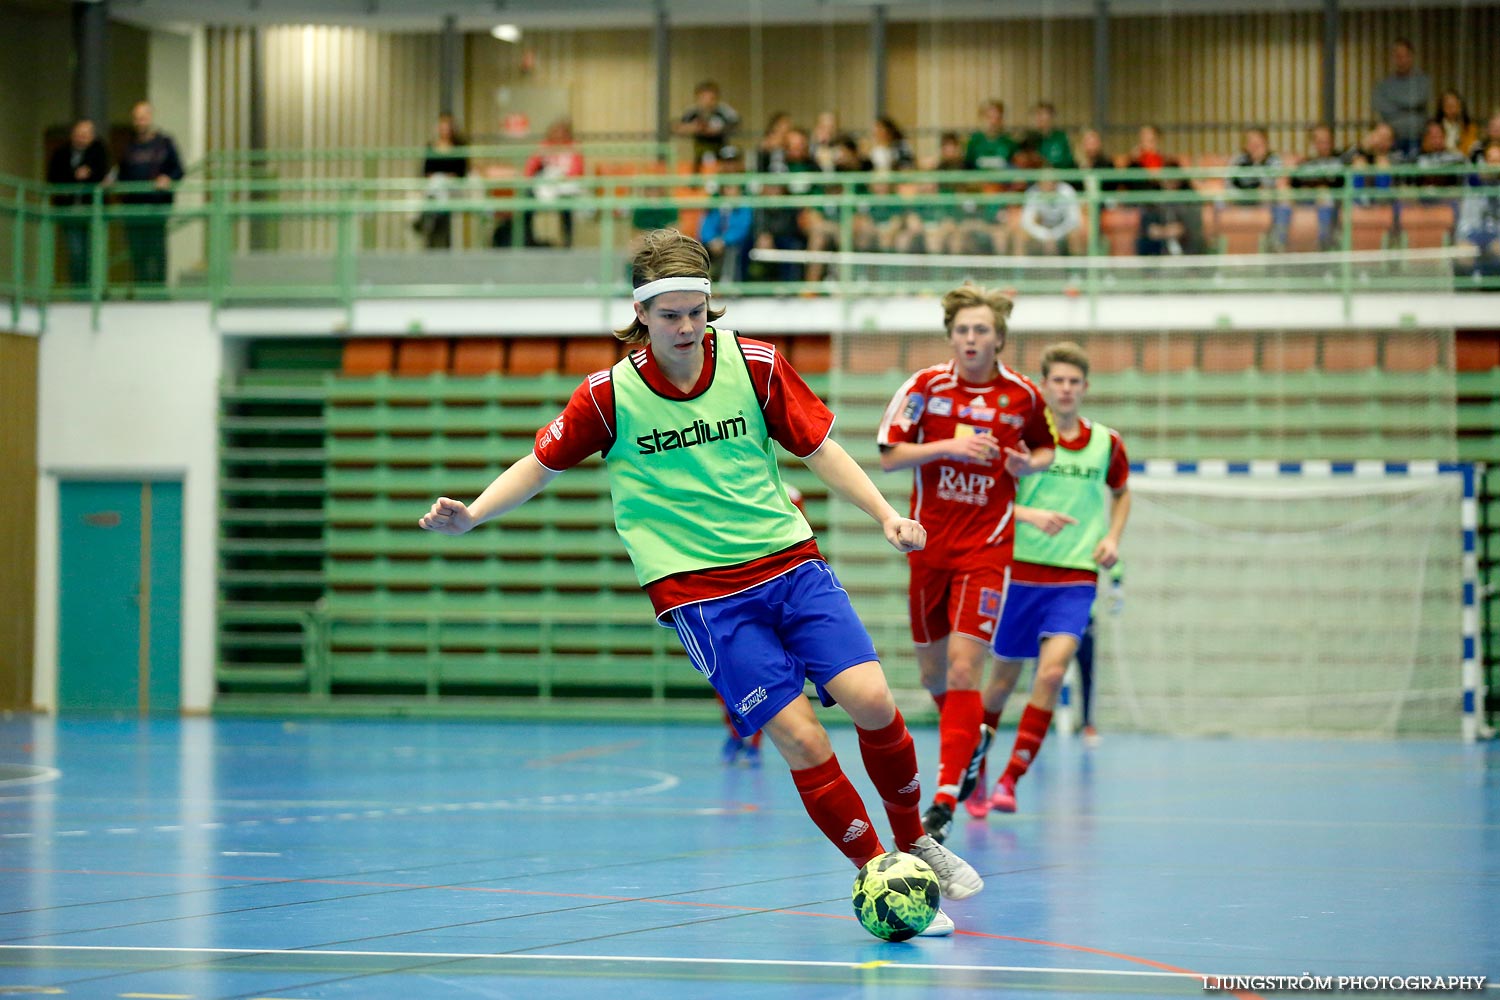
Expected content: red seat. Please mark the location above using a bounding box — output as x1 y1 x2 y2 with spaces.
1216 205 1272 255
1399 202 1455 249
395 339 451 376
341 339 395 376
562 336 623 374
451 339 506 375
506 338 561 375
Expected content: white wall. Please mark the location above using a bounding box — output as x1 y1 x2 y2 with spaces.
33 303 221 713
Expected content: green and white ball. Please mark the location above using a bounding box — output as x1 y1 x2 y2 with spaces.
852 851 940 941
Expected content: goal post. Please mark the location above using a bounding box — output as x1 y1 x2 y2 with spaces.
1092 460 1480 741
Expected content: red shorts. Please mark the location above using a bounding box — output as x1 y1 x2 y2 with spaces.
907 558 1012 647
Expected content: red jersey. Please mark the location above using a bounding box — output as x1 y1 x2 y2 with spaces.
1014 418 1130 586
877 361 1055 568
533 330 834 618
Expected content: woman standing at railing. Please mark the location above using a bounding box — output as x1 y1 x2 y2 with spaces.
417 113 469 250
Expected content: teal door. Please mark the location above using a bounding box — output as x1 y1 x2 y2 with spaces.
58 480 182 712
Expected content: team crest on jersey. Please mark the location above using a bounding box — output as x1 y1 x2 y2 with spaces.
979 588 1002 618
928 396 953 416
958 404 997 421
897 392 925 431
998 394 1009 407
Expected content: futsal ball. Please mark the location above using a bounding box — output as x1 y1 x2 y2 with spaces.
851 851 940 941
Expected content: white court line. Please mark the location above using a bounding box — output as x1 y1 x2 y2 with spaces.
0 766 61 789
0 944 1197 981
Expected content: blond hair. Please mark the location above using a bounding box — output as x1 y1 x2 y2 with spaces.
1040 341 1090 378
940 283 1015 336
614 228 726 345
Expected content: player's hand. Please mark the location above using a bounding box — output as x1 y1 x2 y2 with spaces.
884 517 926 553
419 497 476 535
1093 537 1120 569
949 434 1001 465
1003 441 1034 477
1029 509 1078 536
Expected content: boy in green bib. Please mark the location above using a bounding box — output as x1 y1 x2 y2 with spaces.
420 229 983 932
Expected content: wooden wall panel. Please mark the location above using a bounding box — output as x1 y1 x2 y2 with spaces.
0 333 37 710
206 7 1500 178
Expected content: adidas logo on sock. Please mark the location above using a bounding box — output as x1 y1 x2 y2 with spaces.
1016 749 1033 763
842 818 871 843
898 777 920 795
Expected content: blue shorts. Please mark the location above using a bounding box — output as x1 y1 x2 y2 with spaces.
670 561 879 737
992 581 1096 660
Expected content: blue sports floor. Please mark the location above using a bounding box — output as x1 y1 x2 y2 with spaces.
0 715 1496 999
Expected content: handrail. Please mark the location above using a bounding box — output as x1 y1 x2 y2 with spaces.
4 161 1495 320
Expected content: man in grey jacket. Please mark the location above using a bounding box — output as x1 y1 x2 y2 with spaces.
1373 39 1432 157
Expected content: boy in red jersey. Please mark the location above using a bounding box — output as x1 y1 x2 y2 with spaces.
877 284 1055 843
421 229 982 935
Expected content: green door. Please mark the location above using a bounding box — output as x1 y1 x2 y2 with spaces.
58 480 182 712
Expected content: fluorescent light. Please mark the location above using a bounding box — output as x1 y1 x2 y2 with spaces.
490 24 521 43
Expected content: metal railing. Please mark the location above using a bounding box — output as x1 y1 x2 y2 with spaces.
4 161 1496 326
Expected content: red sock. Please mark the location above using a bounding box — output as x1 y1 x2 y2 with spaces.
934 689 983 808
931 691 947 713
1002 703 1053 784
856 709 926 852
983 709 1001 731
791 754 886 867
748 729 763 749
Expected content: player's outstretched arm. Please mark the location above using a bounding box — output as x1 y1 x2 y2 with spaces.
879 435 999 472
1015 505 1077 536
418 454 560 535
805 438 925 553
1003 440 1055 478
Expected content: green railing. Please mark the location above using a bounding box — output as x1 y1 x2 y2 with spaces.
5 162 1497 325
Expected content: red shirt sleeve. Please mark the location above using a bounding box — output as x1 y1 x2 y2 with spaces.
1023 392 1057 451
741 338 835 458
1106 428 1130 491
533 373 616 470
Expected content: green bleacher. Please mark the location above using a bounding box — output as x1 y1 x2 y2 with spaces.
214 331 1500 720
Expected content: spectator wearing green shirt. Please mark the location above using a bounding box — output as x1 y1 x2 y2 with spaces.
1022 102 1076 169
964 100 1017 171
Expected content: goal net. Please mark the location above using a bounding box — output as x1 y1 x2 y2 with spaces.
1092 463 1476 739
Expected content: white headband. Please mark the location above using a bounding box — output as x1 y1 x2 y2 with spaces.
632 276 711 303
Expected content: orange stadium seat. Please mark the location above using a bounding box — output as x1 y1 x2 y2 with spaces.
506 338 561 375
1283 205 1323 253
1201 333 1257 372
1456 331 1500 371
1399 202 1455 249
1141 338 1196 372
1382 336 1440 372
1349 205 1395 251
844 337 903 374
450 338 507 375
1320 332 1378 371
1079 337 1136 374
562 336 623 374
1099 208 1140 256
395 338 452 376
1260 334 1318 372
790 336 832 374
1216 205 1272 254
341 338 396 376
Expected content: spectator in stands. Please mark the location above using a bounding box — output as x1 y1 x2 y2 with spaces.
1014 172 1084 256
933 131 966 172
1136 160 1206 256
1373 39 1432 157
699 150 754 282
113 101 184 288
1076 128 1112 171
753 111 792 175
1455 143 1500 276
965 100 1017 171
811 110 841 172
628 175 679 242
674 80 740 170
1411 118 1467 195
750 126 818 282
1229 126 1290 247
1350 122 1404 203
522 118 585 247
1022 102 1076 169
1291 124 1351 249
45 118 110 288
868 116 917 174
417 113 469 249
1437 90 1478 156
1470 111 1500 163
1126 124 1167 171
